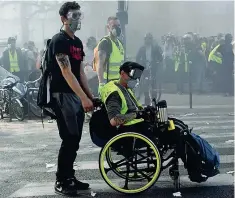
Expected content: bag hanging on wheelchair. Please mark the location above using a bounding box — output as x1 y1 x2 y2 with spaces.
182 132 220 183
89 105 117 147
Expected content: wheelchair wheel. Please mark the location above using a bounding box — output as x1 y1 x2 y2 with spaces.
99 132 161 194
106 146 156 181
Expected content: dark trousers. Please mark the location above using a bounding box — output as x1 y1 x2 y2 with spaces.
119 121 153 138
221 64 234 95
139 69 158 105
176 65 188 93
52 93 85 181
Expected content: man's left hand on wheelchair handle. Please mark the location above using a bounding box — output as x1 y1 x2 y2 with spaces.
136 106 156 120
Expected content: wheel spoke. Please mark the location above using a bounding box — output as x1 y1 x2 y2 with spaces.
129 162 152 182
123 163 130 190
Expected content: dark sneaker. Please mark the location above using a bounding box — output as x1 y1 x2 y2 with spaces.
54 179 78 196
72 176 90 190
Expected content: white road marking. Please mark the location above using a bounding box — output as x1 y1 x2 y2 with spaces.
45 155 234 172
8 174 234 197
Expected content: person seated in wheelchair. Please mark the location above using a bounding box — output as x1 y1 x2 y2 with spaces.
99 61 158 137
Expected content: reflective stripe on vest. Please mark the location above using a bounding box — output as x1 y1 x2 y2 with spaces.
175 52 188 73
104 38 124 80
208 44 222 64
9 50 20 72
201 42 206 54
101 80 144 126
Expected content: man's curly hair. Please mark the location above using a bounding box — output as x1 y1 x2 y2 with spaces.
59 1 80 18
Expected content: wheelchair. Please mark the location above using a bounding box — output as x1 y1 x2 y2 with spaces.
89 98 191 195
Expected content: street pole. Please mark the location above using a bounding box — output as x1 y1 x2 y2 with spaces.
116 0 128 59
20 2 30 44
189 61 193 109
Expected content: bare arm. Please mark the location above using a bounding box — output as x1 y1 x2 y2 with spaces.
106 92 137 126
55 53 87 100
80 62 93 99
97 50 106 83
110 113 137 126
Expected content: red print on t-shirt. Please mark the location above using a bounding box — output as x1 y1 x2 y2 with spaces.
70 46 82 60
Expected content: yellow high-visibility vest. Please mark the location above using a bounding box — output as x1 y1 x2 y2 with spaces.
201 42 206 55
208 45 222 64
175 52 188 73
9 50 20 72
100 80 144 126
95 36 124 81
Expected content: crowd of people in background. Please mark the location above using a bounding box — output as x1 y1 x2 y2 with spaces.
0 37 48 82
0 31 234 97
159 32 234 96
82 32 234 98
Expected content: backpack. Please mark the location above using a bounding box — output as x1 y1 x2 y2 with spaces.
37 39 56 121
89 104 117 147
182 132 220 183
92 36 112 72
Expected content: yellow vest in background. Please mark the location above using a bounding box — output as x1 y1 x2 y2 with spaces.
9 50 20 72
93 36 124 81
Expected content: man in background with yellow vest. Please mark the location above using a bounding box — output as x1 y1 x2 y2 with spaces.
216 34 234 96
174 42 188 94
208 39 224 93
1 37 24 81
100 61 154 136
95 16 124 93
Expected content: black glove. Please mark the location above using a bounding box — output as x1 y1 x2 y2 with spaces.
92 98 102 107
136 110 145 119
144 106 156 121
144 105 156 114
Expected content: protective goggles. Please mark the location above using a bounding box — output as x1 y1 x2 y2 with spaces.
67 10 83 21
128 68 143 80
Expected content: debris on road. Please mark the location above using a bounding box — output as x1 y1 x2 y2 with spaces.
225 140 234 144
173 191 182 197
91 191 97 197
227 171 235 175
46 163 55 168
181 113 197 117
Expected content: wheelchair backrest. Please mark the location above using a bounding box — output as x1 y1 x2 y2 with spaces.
89 104 117 146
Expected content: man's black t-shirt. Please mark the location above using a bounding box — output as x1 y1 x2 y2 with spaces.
48 30 85 93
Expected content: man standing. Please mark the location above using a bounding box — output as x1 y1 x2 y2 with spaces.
136 33 163 105
84 36 98 96
1 37 24 80
26 41 38 71
216 33 234 96
84 36 98 121
47 2 93 196
84 36 97 68
96 16 124 92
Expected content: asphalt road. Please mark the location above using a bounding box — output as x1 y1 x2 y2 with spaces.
0 94 234 198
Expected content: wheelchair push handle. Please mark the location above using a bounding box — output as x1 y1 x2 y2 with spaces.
92 97 103 108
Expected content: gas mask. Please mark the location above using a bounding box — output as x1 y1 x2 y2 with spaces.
66 10 83 33
8 42 16 50
127 78 139 89
126 68 143 89
111 26 121 37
